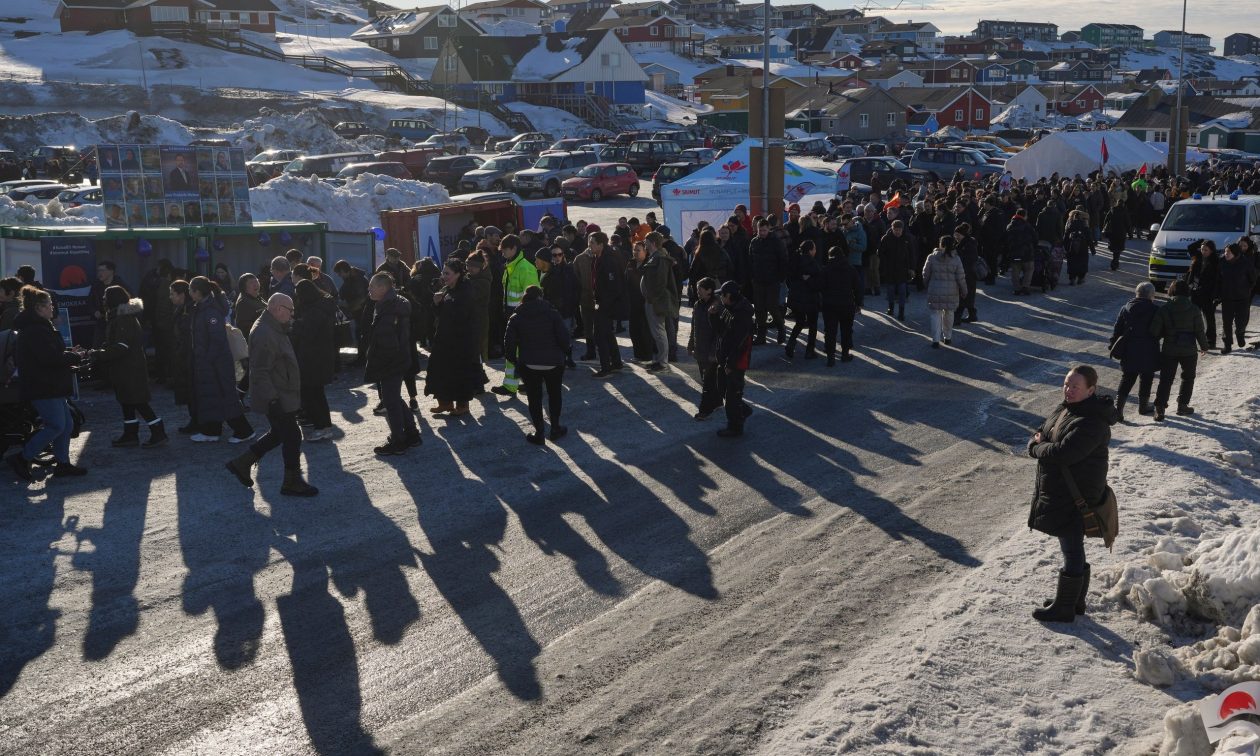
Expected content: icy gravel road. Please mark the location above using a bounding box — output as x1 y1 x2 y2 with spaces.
1 243 1154 755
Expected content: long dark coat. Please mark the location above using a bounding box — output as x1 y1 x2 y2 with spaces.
425 279 487 402
1109 297 1160 376
95 299 151 405
1027 394 1114 537
786 252 821 313
364 290 412 383
171 302 192 406
292 293 337 387
14 309 80 401
190 293 244 424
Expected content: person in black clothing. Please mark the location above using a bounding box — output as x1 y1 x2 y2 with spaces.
333 260 370 366
952 223 980 325
713 281 754 438
878 220 915 322
427 259 487 415
1219 243 1258 354
748 219 787 345
540 244 579 368
8 286 87 481
1185 240 1221 349
408 257 441 350
188 277 254 443
1108 282 1161 421
292 279 338 441
1026 365 1114 623
376 247 409 288
504 286 571 445
785 240 822 360
1102 200 1131 272
589 232 626 378
365 273 420 455
90 286 166 448
1006 209 1038 295
688 277 722 420
89 260 128 348
818 245 863 365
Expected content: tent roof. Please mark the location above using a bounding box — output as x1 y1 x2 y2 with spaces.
665 140 836 197
1003 131 1163 181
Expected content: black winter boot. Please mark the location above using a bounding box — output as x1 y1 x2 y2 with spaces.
897 306 905 322
112 421 141 448
281 467 319 497
1112 395 1127 424
1043 563 1090 615
225 450 258 487
1033 570 1085 623
143 419 168 448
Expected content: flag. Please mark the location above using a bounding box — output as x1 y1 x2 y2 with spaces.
1138 162 1148 176
885 192 902 210
1100 137 1110 165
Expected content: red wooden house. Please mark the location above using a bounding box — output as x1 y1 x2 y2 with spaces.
1047 84 1105 115
893 86 993 130
57 0 280 35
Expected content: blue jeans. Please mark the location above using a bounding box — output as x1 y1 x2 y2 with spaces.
25 398 73 463
885 282 908 309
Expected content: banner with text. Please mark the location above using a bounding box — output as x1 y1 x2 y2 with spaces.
97 144 252 228
40 236 96 345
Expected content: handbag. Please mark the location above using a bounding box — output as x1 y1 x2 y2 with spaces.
1108 334 1126 360
1061 465 1119 550
225 322 249 362
974 256 990 281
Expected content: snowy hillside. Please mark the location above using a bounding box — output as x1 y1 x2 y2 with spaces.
1120 48 1260 82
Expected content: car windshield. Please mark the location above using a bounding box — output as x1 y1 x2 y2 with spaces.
575 165 600 178
480 158 509 170
1162 204 1247 232
535 156 565 169
284 159 306 172
882 158 909 170
57 190 77 201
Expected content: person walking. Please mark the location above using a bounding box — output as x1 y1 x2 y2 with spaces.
1109 282 1161 422
1150 279 1209 421
713 281 754 438
785 240 821 359
233 273 265 397
7 286 87 481
953 223 980 325
225 294 317 497
426 259 486 416
640 233 680 371
573 238 598 360
878 220 915 322
1064 209 1092 285
1219 243 1258 354
188 277 254 443
1185 240 1221 351
1027 365 1114 623
748 219 787 345
91 286 166 448
590 231 627 377
1006 209 1037 295
504 286 570 445
540 244 579 369
1102 200 1131 272
922 236 967 349
332 260 370 366
491 234 540 397
366 272 421 455
292 279 337 441
168 280 195 433
465 252 492 361
688 277 722 420
818 245 862 366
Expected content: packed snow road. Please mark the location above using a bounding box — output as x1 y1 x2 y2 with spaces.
2 243 1161 754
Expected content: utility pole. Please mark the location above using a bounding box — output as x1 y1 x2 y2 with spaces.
1169 0 1189 176
761 0 770 215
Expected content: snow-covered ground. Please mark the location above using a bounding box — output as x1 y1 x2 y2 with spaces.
249 173 449 232
758 344 1260 755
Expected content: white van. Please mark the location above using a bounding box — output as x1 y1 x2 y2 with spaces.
1148 193 1260 289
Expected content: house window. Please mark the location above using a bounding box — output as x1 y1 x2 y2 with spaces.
150 6 190 22
1076 99 1084 107
650 26 659 36
1152 130 1168 143
240 12 252 24
886 112 896 126
954 109 963 121
619 26 628 35
859 114 869 128
392 38 400 51
424 36 438 50
950 68 961 79
601 53 621 66
437 13 456 27
975 108 984 121
1188 129 1200 146
444 55 457 71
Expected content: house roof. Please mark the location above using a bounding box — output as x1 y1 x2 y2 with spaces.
709 32 788 46
1115 93 1260 131
462 0 548 12
588 14 681 29
784 27 836 51
353 5 453 37
1082 22 1142 31
818 85 899 118
615 0 672 14
561 7 612 31
878 21 937 33
887 86 989 112
863 62 918 79
202 0 278 10
448 30 613 81
59 0 213 7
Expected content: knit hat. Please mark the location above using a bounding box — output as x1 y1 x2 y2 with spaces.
718 280 741 298
104 284 129 311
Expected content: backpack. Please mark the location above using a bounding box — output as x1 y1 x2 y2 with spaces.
0 329 19 403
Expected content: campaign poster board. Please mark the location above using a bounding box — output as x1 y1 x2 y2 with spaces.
98 144 251 228
417 213 442 264
40 237 95 346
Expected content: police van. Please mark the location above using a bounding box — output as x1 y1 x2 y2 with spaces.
1148 192 1260 289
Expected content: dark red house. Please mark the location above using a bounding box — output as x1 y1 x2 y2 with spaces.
893 86 993 130
57 0 280 35
1048 84 1105 116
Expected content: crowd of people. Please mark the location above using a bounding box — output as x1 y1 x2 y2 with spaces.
2 157 1259 499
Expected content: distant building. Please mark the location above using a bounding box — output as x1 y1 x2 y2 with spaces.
1060 31 1081 43
973 19 1058 43
351 5 484 59
1152 30 1214 53
1224 33 1260 57
891 86 994 131
458 0 550 27
706 31 794 59
871 21 940 55
56 0 280 34
1080 23 1143 49
588 14 692 55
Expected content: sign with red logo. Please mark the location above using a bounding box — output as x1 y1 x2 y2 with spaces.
719 159 748 180
1199 682 1260 743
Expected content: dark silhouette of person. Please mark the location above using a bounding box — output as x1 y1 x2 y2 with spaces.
168 155 193 191
121 149 139 171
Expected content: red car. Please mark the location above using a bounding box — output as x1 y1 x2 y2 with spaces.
560 162 639 202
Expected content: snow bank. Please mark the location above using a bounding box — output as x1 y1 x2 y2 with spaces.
0 110 195 154
247 173 449 232
223 107 363 156
0 196 100 227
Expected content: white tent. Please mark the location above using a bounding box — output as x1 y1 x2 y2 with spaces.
1003 131 1164 181
661 140 839 235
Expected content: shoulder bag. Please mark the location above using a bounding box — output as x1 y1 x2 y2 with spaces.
1061 465 1118 551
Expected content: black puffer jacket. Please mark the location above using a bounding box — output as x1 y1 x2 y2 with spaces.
364 290 412 382
786 252 821 312
504 297 571 368
1110 297 1160 376
748 235 787 284
817 255 862 313
94 299 150 405
292 293 337 387
14 308 81 401
1218 253 1257 301
1027 394 1114 537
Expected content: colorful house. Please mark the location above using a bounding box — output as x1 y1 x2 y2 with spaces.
56 0 280 34
588 15 692 55
892 86 993 131
351 5 484 59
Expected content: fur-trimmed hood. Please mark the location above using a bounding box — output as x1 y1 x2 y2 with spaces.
114 298 144 317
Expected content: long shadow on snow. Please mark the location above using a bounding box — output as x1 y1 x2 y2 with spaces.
0 483 67 699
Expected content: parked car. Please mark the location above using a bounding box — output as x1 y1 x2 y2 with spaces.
458 153 536 193
561 162 640 201
512 150 599 198
712 133 744 149
679 147 718 165
421 154 485 189
387 118 437 141
864 143 889 157
0 150 20 181
421 133 472 155
56 187 103 207
453 126 492 148
908 147 1004 179
626 139 684 176
283 151 376 178
549 138 591 153
966 134 1021 153
29 146 79 177
335 161 412 181
837 157 931 194
333 121 373 139
823 144 865 162
247 148 304 166
825 134 859 147
505 139 551 157
786 138 829 157
376 146 445 179
612 130 653 146
488 132 552 152
1 179 59 194
7 184 70 202
651 130 704 149
948 142 1007 164
651 161 702 202
601 145 630 163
